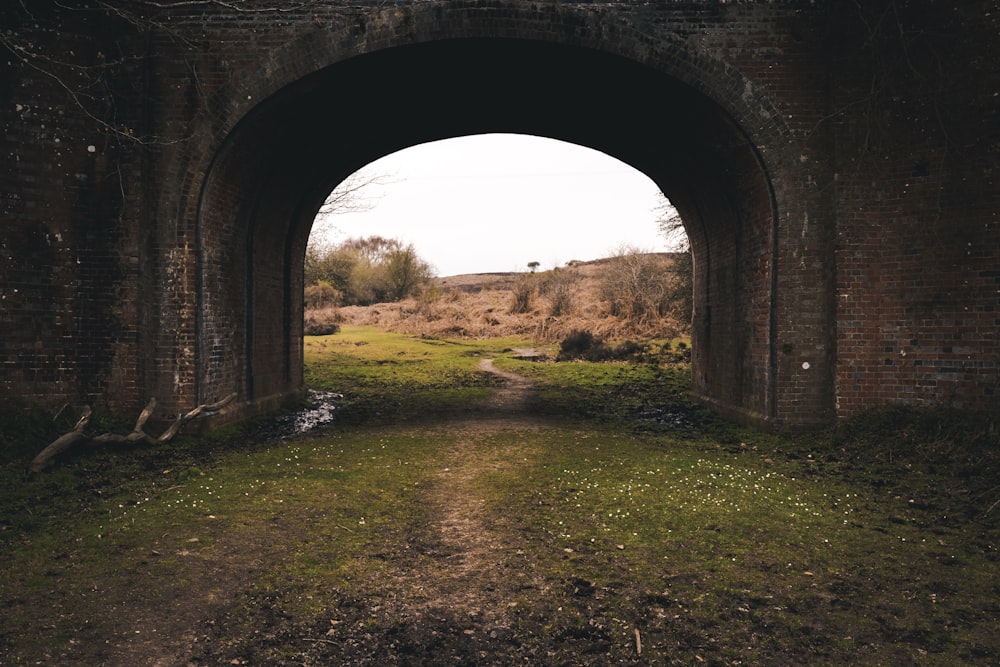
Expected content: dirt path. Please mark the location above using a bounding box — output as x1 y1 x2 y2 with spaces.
403 359 543 610
475 357 539 417
363 359 545 620
108 359 549 666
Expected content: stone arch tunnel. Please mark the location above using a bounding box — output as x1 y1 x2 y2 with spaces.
1 1 997 430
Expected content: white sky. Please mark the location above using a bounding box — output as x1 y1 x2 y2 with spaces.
311 133 673 277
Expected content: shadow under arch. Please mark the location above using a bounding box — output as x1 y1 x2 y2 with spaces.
197 37 782 425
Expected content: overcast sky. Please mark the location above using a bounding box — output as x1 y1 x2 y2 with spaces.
311 133 673 277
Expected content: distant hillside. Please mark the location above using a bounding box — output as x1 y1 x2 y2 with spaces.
308 253 690 342
432 254 682 292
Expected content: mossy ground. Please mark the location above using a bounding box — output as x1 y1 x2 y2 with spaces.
1 326 997 665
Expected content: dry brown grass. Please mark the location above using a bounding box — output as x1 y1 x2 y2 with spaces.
306 256 690 342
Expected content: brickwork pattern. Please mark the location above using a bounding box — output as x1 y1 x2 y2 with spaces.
827 2 1000 418
1 10 147 413
2 1 997 428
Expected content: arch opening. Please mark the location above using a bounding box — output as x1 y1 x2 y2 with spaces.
307 134 676 279
197 37 778 424
301 133 689 348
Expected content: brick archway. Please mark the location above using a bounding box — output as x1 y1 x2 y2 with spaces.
7 2 995 426
191 17 826 427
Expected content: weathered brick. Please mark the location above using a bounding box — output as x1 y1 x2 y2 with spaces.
1 1 996 429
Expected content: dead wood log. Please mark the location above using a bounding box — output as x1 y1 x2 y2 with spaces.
29 407 93 474
31 393 237 473
156 393 236 443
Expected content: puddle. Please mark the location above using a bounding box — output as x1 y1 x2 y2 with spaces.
261 390 343 440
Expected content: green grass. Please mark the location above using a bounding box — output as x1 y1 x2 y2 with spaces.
497 353 704 431
304 327 532 423
476 427 999 662
0 326 997 664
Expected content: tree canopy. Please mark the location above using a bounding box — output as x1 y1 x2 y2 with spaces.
305 236 434 307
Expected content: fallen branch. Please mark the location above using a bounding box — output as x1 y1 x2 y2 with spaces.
31 393 237 473
157 393 236 442
30 407 93 473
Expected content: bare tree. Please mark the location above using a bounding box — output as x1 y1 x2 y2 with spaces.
654 194 693 327
385 244 435 301
539 267 576 317
600 246 672 324
509 274 536 315
309 170 398 257
654 194 689 253
317 170 396 218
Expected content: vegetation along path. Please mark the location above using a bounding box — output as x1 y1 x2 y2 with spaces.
1 327 998 665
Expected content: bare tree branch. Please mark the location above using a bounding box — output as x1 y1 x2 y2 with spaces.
318 171 397 217
654 194 688 253
31 394 237 473
310 170 399 243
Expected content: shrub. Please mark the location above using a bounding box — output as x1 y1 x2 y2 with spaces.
304 281 341 309
305 236 434 306
557 330 657 363
304 307 342 336
509 274 536 314
557 329 599 360
600 248 673 323
304 318 340 336
539 268 576 317
614 339 644 359
557 330 614 361
599 246 692 329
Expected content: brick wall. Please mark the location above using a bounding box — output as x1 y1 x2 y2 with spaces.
828 2 1000 417
1 6 146 414
3 1 997 429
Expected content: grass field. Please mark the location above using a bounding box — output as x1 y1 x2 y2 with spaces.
0 327 997 665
